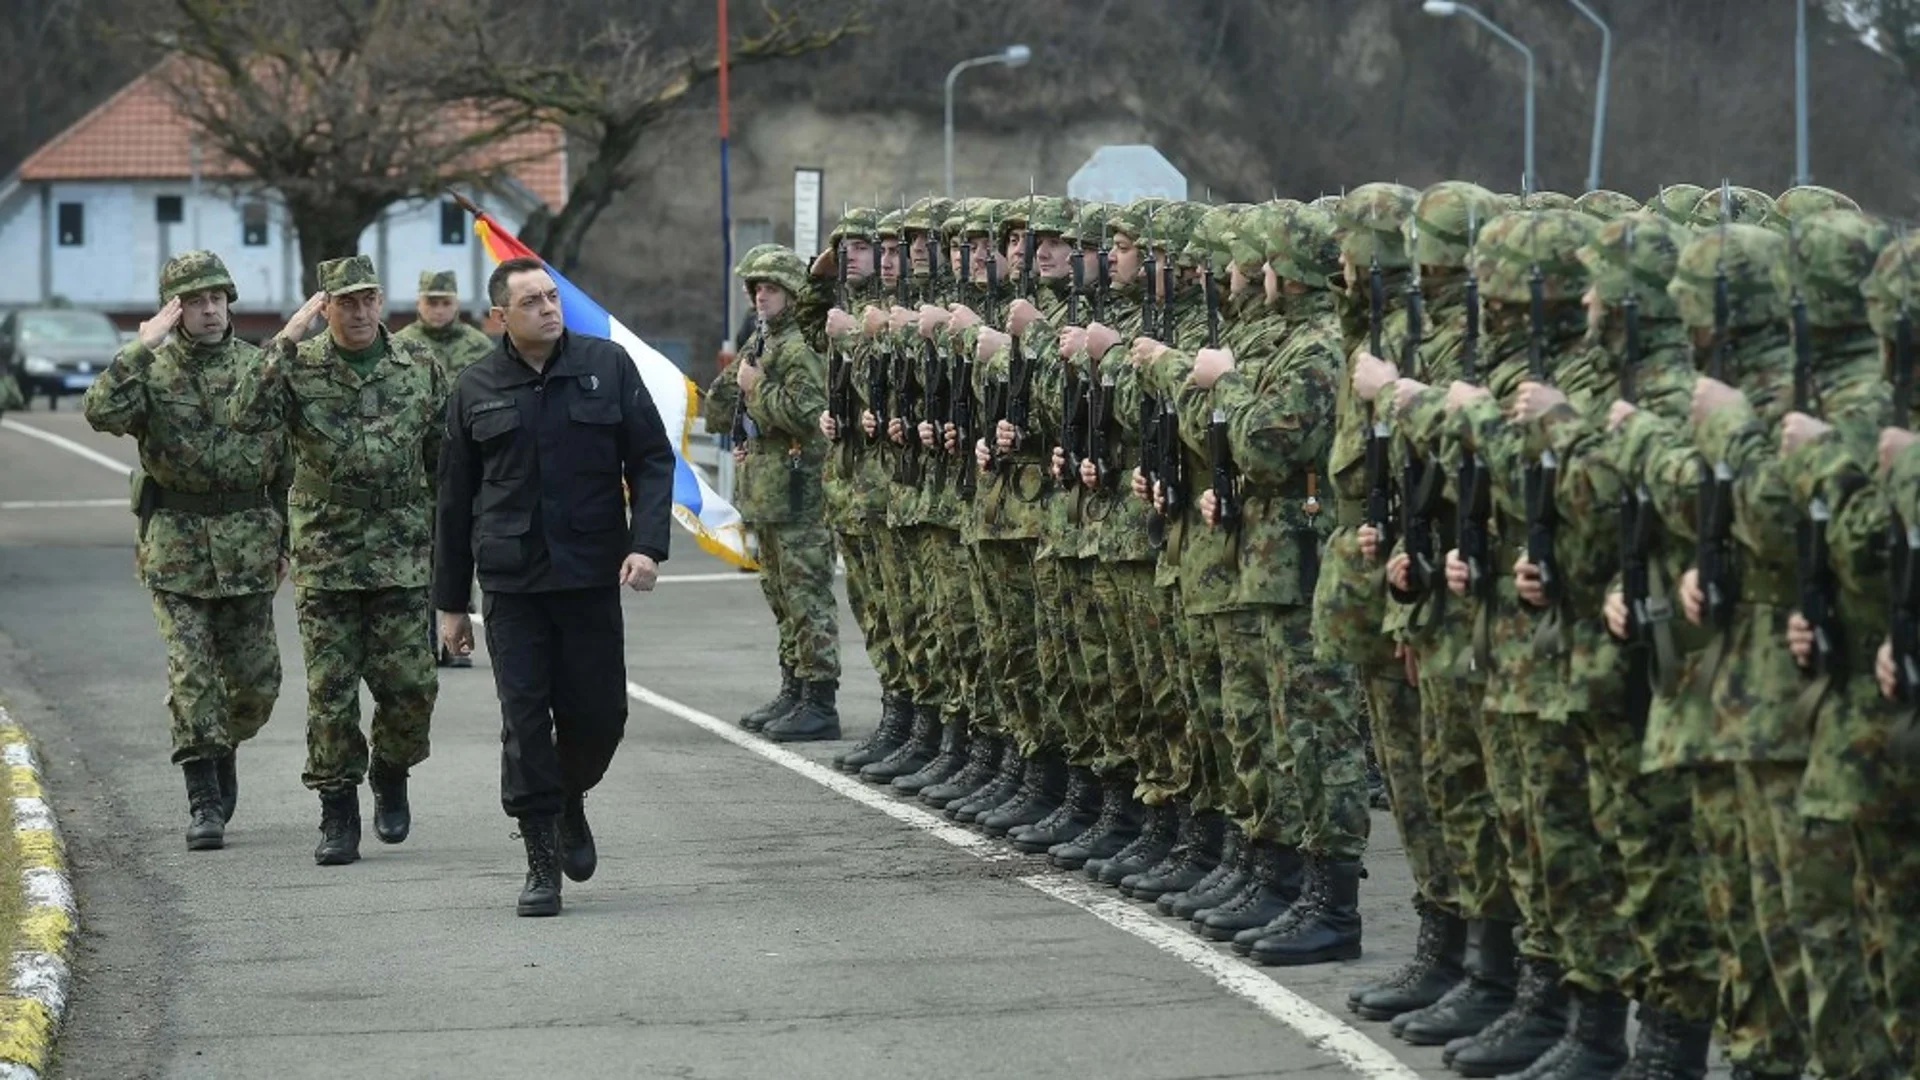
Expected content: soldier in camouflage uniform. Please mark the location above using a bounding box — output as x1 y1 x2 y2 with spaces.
229 255 444 866
703 244 840 743
83 250 293 852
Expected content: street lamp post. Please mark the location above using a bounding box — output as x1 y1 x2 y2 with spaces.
944 45 1032 197
1424 1 1536 194
1795 0 1810 185
1566 0 1611 192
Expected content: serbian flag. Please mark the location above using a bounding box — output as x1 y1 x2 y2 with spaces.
473 210 755 570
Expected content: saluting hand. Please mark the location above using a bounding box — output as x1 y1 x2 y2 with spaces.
620 553 659 592
138 298 183 352
278 291 327 346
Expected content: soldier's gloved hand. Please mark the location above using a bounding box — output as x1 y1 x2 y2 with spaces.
975 438 992 472
277 291 328 346
1786 612 1815 669
1604 590 1630 641
1780 412 1831 456
889 417 907 445
1445 548 1470 598
1007 298 1041 337
1393 377 1428 416
1080 459 1100 489
1608 399 1639 432
826 308 858 340
1679 567 1705 627
1877 639 1900 702
1060 326 1087 357
818 410 838 440
862 410 880 438
1200 488 1219 526
438 611 474 658
1358 524 1381 562
918 420 938 448
1387 551 1411 592
1131 468 1149 503
1879 427 1919 476
1192 347 1234 390
1514 555 1548 608
1690 376 1743 427
1084 323 1121 361
138 298 184 352
1444 380 1491 414
1511 381 1568 424
996 419 1017 451
1351 352 1398 403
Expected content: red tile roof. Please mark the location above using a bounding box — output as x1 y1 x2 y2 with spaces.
19 60 568 211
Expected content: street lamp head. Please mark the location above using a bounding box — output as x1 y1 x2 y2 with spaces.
1424 1 1459 15
1002 44 1032 66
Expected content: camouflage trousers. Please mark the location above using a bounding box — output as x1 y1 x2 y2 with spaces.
1217 608 1281 839
1482 710 1550 960
1691 765 1808 1075
1094 561 1155 781
971 540 1046 754
755 523 840 682
1369 667 1448 900
1852 819 1920 1064
839 529 903 694
151 589 281 765
293 586 436 792
1174 601 1229 814
1736 762 1899 1080
1042 558 1110 769
875 527 938 707
1129 578 1190 804
1515 712 1635 993
1417 659 1512 922
922 528 981 730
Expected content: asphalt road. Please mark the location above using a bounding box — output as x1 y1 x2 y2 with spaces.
0 407 1455 1080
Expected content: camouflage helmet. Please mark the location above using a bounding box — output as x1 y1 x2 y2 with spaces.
159 249 237 305
1334 183 1419 270
902 196 952 237
1183 205 1242 270
734 243 808 298
1647 184 1708 226
1576 211 1687 321
875 208 908 241
828 206 882 245
1687 186 1779 231
942 197 979 241
1776 185 1862 220
1308 194 1343 213
1667 223 1788 331
962 198 1005 239
1575 190 1642 221
1472 210 1598 305
1409 181 1502 269
1520 191 1576 212
1026 195 1078 237
1273 204 1344 290
1108 197 1168 244
1229 199 1300 267
1152 202 1203 262
1064 201 1110 246
1862 230 1920 342
1773 210 1893 330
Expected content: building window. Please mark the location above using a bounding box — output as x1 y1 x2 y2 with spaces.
440 201 466 246
242 202 269 247
156 195 184 224
56 202 83 246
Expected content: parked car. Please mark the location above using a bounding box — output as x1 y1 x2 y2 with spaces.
0 307 122 410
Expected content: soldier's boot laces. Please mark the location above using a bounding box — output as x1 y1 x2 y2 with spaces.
1009 764 1100 853
313 787 362 867
559 792 597 882
1529 989 1628 1080
892 712 971 795
369 760 411 845
1094 800 1178 886
922 733 1001 809
1446 958 1570 1075
1196 842 1304 942
833 692 911 773
1250 856 1365 966
1350 897 1466 1019
740 664 801 733
1123 806 1224 901
858 703 937 781
979 749 1067 837
1620 1005 1712 1080
1048 775 1142 870
950 742 1025 824
1233 856 1326 956
764 679 841 743
1161 822 1248 918
1394 918 1518 1045
214 749 239 825
515 814 563 917
182 759 226 852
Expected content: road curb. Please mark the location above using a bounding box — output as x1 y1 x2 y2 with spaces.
0 708 75 1080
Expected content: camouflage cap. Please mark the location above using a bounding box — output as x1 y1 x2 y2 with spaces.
1409 181 1502 269
1473 210 1598 304
1776 184 1862 220
734 243 808 298
1063 201 1109 246
418 269 459 298
1576 212 1687 320
318 255 380 296
159 249 237 305
1519 191 1576 211
1862 230 1920 342
1575 190 1642 221
1687 186 1780 231
1334 183 1419 270
1273 204 1344 290
1773 210 1893 329
828 206 882 244
1667 223 1788 331
903 196 953 236
1647 184 1708 226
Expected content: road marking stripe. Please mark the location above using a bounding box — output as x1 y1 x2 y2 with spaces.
0 500 122 511
624 680 1420 1080
0 420 133 477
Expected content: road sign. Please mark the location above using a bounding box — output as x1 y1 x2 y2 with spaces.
1067 145 1187 204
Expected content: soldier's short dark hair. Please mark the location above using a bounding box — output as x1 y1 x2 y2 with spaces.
488 257 548 309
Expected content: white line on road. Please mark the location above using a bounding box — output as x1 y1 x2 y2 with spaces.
0 499 123 511
0 419 133 476
654 571 761 584
625 679 1421 1080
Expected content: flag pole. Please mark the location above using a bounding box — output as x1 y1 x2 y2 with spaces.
718 0 734 369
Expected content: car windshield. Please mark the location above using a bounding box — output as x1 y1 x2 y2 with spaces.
18 311 120 348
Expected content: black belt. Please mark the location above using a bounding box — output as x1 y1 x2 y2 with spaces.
151 485 271 515
293 471 423 511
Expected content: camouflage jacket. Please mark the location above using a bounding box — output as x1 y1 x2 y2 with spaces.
83 331 293 598
972 281 1066 544
702 307 828 527
1381 278 1471 653
821 276 891 534
229 327 444 590
393 319 495 389
1080 287 1150 563
1135 282 1214 590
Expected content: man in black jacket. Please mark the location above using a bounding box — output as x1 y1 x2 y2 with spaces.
435 256 675 917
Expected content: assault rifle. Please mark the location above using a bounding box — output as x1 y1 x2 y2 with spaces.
1363 256 1397 553
1522 248 1562 606
1696 182 1740 632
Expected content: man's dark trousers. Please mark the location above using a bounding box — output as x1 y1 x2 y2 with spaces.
483 587 628 817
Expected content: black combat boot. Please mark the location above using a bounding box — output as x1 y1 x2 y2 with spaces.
1625 1006 1711 1080
980 750 1067 836
181 759 226 851
314 787 362 866
740 664 801 732
1160 822 1248 918
922 733 1001 809
1123 807 1224 901
516 814 563 917
892 714 971 796
1530 988 1629 1080
1249 857 1364 965
1447 959 1570 1075
1048 775 1143 871
559 792 597 882
765 679 841 743
1394 919 1518 1045
1349 898 1467 1020
1195 842 1304 941
214 749 239 824
835 693 912 773
368 759 411 844
861 704 940 783
1092 800 1178 886
950 742 1025 824
1233 856 1326 955
1009 765 1100 854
